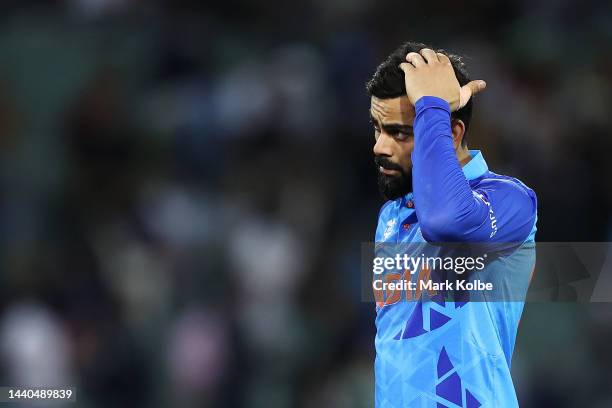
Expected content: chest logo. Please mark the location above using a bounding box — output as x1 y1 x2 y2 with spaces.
382 219 396 241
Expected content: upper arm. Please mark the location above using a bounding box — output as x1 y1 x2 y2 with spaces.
469 179 537 243
421 178 537 244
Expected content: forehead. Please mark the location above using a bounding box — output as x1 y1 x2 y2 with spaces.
370 96 415 124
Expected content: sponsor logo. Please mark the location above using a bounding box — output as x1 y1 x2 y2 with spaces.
474 192 498 238
382 219 396 241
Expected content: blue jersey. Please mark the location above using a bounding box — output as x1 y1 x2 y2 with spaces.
374 97 538 407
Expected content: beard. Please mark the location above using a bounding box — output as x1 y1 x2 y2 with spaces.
375 156 412 201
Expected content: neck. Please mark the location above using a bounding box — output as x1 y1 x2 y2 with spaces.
458 147 471 167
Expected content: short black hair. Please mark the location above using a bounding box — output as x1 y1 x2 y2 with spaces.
366 41 473 145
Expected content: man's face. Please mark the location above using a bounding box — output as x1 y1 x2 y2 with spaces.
370 95 415 200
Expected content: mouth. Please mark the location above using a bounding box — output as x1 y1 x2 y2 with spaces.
379 166 400 176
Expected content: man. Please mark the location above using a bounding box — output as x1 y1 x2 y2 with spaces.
367 42 537 407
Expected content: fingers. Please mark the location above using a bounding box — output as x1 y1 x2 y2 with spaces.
436 53 450 64
419 48 439 63
458 80 487 109
405 52 425 67
398 62 414 74
407 49 446 66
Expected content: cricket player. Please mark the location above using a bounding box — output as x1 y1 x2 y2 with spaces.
367 42 538 407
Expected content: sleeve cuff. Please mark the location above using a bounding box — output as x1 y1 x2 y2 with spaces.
415 96 451 115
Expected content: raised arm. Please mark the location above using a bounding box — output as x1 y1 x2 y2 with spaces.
399 48 536 243
411 96 536 243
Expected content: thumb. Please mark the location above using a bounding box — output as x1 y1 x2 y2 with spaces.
458 80 486 109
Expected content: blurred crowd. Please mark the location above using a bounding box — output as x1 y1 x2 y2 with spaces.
0 0 610 407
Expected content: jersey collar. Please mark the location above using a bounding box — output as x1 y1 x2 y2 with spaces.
463 150 488 181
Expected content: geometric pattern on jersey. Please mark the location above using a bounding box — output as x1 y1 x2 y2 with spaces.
437 347 481 408
394 296 467 340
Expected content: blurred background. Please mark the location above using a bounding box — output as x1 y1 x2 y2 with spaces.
0 0 610 407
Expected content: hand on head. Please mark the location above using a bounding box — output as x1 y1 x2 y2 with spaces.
399 48 486 111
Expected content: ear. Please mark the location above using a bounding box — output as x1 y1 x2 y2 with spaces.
451 119 466 150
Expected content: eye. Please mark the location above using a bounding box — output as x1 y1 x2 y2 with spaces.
393 132 412 142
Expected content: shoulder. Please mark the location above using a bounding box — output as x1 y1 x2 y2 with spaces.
375 200 398 242
378 200 395 220
472 171 538 242
471 171 537 210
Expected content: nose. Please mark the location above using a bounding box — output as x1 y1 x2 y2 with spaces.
373 132 393 157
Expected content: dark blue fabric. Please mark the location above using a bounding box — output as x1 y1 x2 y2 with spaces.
412 96 537 244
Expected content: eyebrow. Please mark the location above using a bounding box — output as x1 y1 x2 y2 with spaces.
369 113 413 134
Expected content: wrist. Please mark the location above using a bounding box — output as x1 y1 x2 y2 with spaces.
415 96 451 115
